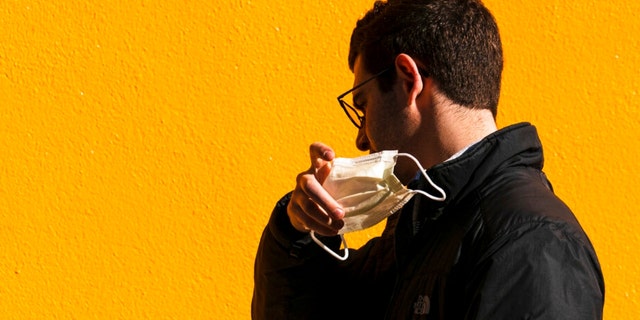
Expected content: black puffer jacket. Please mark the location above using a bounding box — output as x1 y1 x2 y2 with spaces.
253 123 604 319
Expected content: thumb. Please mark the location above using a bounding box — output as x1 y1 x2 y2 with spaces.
309 142 335 183
315 160 333 184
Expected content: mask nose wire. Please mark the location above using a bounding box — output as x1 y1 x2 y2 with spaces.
310 231 349 261
396 153 447 202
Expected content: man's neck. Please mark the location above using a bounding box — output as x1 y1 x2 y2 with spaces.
420 105 497 171
395 92 497 184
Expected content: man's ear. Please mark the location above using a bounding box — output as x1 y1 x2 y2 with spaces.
394 53 425 105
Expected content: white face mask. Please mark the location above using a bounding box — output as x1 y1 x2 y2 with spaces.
310 150 446 260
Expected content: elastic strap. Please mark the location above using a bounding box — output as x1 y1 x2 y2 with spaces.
310 231 349 261
397 153 446 201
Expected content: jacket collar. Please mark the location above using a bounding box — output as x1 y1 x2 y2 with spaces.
409 122 544 220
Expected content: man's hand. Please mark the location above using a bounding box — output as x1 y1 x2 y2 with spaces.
287 142 345 236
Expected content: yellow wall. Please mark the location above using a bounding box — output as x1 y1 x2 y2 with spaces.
1 0 638 319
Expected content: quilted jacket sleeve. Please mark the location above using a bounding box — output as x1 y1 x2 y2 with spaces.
252 193 398 320
251 193 347 320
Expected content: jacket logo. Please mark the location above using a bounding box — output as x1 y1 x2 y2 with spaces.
413 295 430 315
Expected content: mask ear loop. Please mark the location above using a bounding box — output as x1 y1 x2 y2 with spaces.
310 231 349 261
397 153 447 202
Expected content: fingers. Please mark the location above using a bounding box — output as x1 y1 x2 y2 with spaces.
309 142 335 166
287 171 345 236
309 142 335 183
298 170 345 222
287 195 343 236
306 142 343 221
286 143 345 236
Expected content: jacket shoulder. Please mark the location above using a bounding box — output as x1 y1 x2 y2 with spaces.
451 168 605 318
473 166 585 241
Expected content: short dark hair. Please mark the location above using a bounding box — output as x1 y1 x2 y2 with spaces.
349 0 503 116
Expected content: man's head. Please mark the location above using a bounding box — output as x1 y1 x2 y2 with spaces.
349 0 503 116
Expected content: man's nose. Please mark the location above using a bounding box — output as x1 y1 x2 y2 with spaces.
356 126 370 151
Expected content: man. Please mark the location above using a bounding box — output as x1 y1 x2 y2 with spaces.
252 0 605 319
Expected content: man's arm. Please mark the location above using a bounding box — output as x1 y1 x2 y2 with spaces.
252 193 347 320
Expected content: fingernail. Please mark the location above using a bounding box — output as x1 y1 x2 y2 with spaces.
323 150 334 160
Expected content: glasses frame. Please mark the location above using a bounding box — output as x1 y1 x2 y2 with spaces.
337 68 391 129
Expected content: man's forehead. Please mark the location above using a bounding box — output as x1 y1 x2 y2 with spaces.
352 55 368 86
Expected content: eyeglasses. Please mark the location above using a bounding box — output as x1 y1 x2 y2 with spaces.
337 68 390 129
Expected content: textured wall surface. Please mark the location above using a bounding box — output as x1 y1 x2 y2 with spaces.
1 0 638 319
